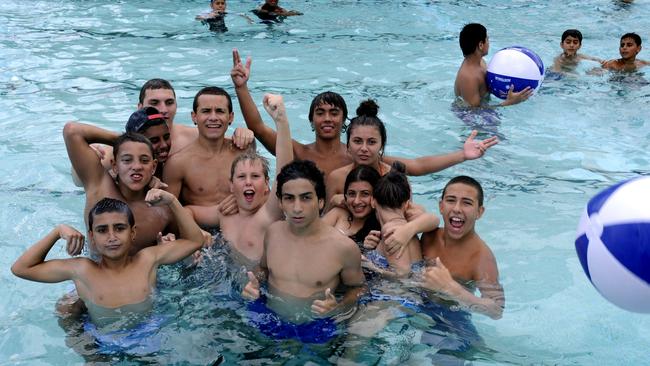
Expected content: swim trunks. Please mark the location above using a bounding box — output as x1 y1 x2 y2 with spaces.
83 314 165 355
246 296 338 344
418 300 482 352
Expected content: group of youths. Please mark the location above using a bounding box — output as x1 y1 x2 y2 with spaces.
196 0 302 31
11 21 528 361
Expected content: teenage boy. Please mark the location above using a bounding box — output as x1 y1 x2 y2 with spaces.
241 160 366 343
11 193 203 324
419 176 504 320
187 94 292 265
601 32 649 72
454 23 532 107
552 29 602 72
163 87 253 208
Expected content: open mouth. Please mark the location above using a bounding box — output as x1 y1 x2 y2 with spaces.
243 189 255 202
449 216 464 230
131 173 143 182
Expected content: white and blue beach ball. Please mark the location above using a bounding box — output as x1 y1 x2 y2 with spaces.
486 46 545 99
575 176 650 313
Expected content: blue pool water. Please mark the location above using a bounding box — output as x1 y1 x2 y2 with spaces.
1 0 649 364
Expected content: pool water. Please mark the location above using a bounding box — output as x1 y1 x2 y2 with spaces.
1 0 649 364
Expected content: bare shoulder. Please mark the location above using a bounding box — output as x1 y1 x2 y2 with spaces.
324 225 359 254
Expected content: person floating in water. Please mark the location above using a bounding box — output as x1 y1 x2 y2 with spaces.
552 29 602 73
11 194 203 352
454 23 532 107
196 0 254 32
251 0 302 23
601 32 649 72
241 160 366 343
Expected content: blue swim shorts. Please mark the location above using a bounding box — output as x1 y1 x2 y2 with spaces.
83 314 165 355
246 296 338 344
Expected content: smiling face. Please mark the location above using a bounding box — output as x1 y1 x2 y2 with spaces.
619 37 642 60
230 159 270 211
439 182 484 240
141 123 171 164
112 141 157 192
192 94 234 140
561 35 582 57
311 102 344 140
345 180 374 219
279 178 323 230
88 211 135 260
139 88 177 126
348 125 383 167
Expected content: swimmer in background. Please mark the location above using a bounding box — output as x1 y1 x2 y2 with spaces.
11 194 204 327
601 32 649 72
196 0 253 32
242 160 366 342
552 29 602 73
455 23 532 108
186 94 293 267
253 0 302 21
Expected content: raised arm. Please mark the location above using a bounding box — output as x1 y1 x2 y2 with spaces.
422 256 504 319
161 154 184 199
11 225 85 283
144 189 203 265
384 130 498 176
261 94 294 219
231 49 279 155
63 122 119 188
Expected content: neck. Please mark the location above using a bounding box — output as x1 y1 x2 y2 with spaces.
118 182 147 202
442 227 478 247
375 207 405 226
289 218 322 237
314 137 344 153
464 52 484 65
198 135 227 152
98 254 132 270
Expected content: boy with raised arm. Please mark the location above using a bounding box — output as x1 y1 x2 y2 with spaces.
241 160 366 343
186 94 293 266
11 192 203 349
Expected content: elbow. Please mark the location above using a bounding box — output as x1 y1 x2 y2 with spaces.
63 121 80 140
11 262 26 279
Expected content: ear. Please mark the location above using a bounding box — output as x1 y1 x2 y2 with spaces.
318 198 325 211
131 225 137 242
137 103 143 110
370 197 376 209
228 112 234 125
477 206 485 220
151 159 158 175
191 111 197 125
229 181 234 193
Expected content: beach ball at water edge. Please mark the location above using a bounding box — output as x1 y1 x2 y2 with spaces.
575 176 650 313
486 46 545 99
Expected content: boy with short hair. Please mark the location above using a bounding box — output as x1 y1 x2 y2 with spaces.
11 191 203 326
196 0 254 32
602 32 649 71
186 94 293 266
241 160 366 343
552 29 602 72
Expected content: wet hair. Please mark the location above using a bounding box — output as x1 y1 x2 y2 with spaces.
561 29 583 43
113 132 155 161
373 161 410 209
308 91 348 128
344 165 381 196
193 86 233 113
442 175 484 207
276 160 326 201
459 23 487 57
621 32 642 46
346 99 387 157
139 78 176 104
230 151 270 181
88 197 135 230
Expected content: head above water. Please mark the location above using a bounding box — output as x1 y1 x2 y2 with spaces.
346 99 387 156
88 197 135 231
441 175 484 207
139 79 176 105
620 32 642 46
459 23 488 57
230 151 270 181
112 132 155 161
561 29 583 43
276 159 325 200
193 86 233 113
308 91 348 124
373 161 410 209
125 107 167 134
344 165 381 196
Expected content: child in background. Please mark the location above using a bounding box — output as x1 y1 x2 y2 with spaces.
252 0 302 23
601 32 649 72
552 29 602 72
196 0 253 32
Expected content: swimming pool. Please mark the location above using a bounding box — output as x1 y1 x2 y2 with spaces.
1 0 649 364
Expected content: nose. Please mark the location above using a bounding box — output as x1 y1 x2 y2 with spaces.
292 199 303 214
352 194 362 205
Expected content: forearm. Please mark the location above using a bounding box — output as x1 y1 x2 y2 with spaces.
404 212 439 236
11 227 60 280
274 111 293 169
168 198 203 245
63 122 119 146
186 205 220 228
235 84 277 154
387 151 465 176
338 283 368 310
441 281 504 319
